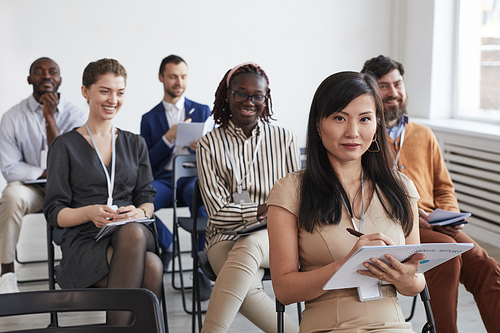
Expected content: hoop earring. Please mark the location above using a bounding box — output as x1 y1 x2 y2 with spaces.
368 135 380 152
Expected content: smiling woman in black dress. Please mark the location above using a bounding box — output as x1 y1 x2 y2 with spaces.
43 58 162 325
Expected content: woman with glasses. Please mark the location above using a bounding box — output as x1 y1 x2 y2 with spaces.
267 71 425 332
196 62 300 332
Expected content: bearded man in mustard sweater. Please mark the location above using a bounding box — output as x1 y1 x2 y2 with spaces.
362 55 500 333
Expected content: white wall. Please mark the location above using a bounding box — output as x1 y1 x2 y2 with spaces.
400 0 459 119
0 0 397 190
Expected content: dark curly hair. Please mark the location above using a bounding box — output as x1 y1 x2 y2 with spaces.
212 63 273 128
361 55 405 79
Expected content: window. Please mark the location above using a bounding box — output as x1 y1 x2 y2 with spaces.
457 0 500 122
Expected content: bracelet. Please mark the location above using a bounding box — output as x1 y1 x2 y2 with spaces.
139 207 149 219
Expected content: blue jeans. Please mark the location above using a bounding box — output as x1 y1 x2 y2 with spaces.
152 171 206 252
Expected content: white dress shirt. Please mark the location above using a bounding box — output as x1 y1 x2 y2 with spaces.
161 96 190 171
0 94 87 182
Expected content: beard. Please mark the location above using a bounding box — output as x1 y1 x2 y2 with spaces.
34 79 60 96
383 95 407 123
166 86 185 99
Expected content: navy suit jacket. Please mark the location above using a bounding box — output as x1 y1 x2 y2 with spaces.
140 98 211 179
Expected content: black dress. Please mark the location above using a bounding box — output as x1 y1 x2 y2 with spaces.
43 128 156 289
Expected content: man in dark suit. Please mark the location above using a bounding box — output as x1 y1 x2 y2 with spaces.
141 55 212 299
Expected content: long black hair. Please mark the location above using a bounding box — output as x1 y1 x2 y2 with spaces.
298 71 413 236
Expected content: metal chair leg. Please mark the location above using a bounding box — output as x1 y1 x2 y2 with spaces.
405 295 418 322
420 285 436 333
276 299 285 333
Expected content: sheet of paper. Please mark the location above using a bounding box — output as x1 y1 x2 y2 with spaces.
322 242 474 290
95 218 155 241
221 222 267 236
176 122 206 147
22 179 47 185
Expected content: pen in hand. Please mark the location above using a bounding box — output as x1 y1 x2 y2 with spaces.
346 228 364 237
185 108 195 121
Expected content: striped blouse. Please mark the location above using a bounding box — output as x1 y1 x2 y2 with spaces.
196 119 300 250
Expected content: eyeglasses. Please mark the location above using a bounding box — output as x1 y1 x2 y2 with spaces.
230 89 267 106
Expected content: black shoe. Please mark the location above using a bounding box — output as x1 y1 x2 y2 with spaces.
160 250 173 272
198 271 213 301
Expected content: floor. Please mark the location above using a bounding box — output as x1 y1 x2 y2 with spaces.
1 209 499 332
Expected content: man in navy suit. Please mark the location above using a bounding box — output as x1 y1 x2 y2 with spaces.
141 56 211 299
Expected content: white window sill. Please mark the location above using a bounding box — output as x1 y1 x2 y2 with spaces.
412 117 500 141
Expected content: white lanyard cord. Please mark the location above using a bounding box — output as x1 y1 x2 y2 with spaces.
341 169 365 233
222 124 263 194
393 124 406 170
86 124 116 207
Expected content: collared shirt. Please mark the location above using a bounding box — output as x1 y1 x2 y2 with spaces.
196 119 300 251
386 114 409 142
0 94 87 182
161 96 189 170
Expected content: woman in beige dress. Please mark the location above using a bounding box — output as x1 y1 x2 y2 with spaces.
267 71 425 332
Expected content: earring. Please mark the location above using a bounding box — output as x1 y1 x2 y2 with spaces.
316 131 322 141
368 135 380 152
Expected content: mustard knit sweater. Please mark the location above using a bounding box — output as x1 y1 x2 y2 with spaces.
386 120 460 213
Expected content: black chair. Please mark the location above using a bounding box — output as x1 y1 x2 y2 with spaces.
192 179 301 333
170 154 203 314
405 284 436 333
46 222 169 332
276 299 303 333
0 288 164 333
15 212 57 284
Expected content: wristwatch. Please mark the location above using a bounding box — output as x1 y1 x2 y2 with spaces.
140 207 149 219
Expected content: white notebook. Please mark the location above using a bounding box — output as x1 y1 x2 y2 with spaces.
323 242 474 290
95 218 155 241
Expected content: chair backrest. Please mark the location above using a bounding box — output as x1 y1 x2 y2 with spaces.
0 288 165 333
192 179 214 278
172 154 198 189
172 154 198 210
191 178 204 220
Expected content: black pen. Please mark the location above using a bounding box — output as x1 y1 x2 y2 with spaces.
346 227 364 237
185 108 195 120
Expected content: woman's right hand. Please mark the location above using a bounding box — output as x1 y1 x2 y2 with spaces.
346 232 395 258
87 205 119 228
341 232 395 267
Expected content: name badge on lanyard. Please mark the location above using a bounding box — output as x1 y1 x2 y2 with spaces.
86 124 117 211
222 126 263 205
233 188 251 205
340 169 382 301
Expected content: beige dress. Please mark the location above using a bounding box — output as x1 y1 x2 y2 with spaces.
268 171 420 333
